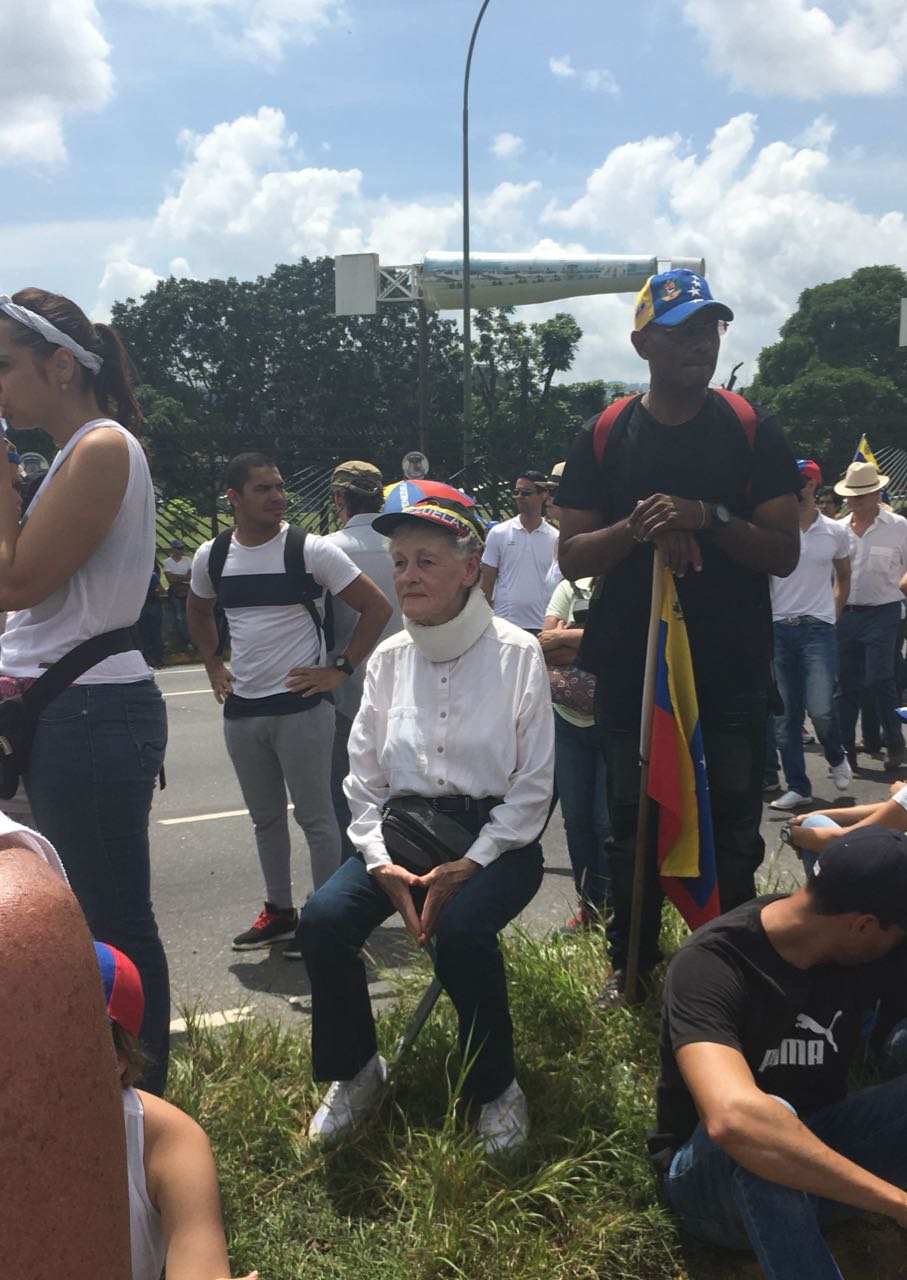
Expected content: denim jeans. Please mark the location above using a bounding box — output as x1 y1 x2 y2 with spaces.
297 844 544 1103
773 619 845 797
837 603 905 754
168 592 191 647
25 680 170 1094
330 710 356 863
598 676 768 975
664 1072 907 1280
553 712 611 912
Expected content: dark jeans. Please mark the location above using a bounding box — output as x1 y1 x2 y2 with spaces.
26 680 170 1094
330 710 356 863
598 677 767 976
837 603 904 755
773 619 845 797
297 844 544 1103
553 712 611 912
168 592 191 647
664 1068 907 1280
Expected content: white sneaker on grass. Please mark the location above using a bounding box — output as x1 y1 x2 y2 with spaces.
829 758 853 791
476 1078 529 1155
770 789 812 811
308 1053 388 1147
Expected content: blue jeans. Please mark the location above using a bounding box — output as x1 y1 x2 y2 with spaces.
297 844 544 1103
25 681 170 1094
330 710 356 863
773 619 845 797
837 603 904 755
665 1072 907 1279
553 712 611 912
168 592 191 647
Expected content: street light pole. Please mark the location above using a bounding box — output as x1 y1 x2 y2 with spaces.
462 0 492 488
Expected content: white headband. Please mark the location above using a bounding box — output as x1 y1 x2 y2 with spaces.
0 295 103 374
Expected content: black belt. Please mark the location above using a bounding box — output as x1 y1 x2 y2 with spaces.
429 795 502 818
843 604 886 612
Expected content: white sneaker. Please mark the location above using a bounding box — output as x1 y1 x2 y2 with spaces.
801 726 817 745
770 789 812 811
476 1078 529 1155
829 758 853 791
308 1053 388 1147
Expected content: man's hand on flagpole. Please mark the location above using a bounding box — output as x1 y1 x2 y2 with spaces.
650 531 703 577
629 493 708 540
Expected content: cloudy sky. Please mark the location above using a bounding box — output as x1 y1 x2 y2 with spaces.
2 0 906 384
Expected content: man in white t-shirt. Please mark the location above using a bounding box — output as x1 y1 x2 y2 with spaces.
187 453 392 950
768 459 853 810
162 539 192 648
480 470 559 633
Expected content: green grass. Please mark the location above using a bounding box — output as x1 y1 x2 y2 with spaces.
168 913 903 1280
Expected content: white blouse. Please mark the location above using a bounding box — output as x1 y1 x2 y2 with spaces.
345 615 554 870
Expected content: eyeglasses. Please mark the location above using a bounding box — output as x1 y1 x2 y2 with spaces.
656 318 728 344
513 488 540 497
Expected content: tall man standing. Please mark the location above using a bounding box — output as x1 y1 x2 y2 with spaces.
834 461 907 771
480 470 558 633
188 453 392 950
557 269 800 1004
768 458 852 810
326 461 402 861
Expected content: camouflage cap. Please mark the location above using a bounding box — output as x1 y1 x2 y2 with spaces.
331 460 384 495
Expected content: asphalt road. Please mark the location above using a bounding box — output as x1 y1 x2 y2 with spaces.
151 664 905 1035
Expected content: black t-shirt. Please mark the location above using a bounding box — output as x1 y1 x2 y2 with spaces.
557 392 800 729
648 896 907 1176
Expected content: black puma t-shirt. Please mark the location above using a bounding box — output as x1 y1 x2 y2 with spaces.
648 896 907 1176
557 392 800 729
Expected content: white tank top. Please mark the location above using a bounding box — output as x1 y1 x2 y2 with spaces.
123 1087 166 1280
0 420 154 682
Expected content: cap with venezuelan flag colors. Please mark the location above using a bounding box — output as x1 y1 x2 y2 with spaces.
633 269 734 331
94 940 145 1039
373 497 486 546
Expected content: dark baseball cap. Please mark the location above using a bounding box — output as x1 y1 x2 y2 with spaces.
809 827 907 929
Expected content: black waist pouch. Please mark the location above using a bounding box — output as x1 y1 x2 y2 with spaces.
381 795 499 875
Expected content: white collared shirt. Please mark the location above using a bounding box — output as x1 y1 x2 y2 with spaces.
770 512 851 624
481 516 559 629
345 617 554 869
843 508 907 606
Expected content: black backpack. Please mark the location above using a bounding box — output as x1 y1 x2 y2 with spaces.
206 526 334 654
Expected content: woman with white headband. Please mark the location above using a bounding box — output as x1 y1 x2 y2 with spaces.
0 287 170 1093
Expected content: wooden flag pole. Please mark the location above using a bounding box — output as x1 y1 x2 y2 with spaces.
624 547 666 1005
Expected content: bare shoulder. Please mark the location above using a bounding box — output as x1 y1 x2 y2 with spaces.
138 1089 210 1151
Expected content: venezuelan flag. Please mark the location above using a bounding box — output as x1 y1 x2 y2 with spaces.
647 570 720 930
854 434 880 468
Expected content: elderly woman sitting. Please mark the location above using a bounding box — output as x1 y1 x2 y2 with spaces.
298 499 554 1153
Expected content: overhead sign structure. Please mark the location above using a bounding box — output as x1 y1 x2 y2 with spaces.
335 251 706 316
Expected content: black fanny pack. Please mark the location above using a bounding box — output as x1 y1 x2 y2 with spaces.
381 794 501 875
0 626 139 800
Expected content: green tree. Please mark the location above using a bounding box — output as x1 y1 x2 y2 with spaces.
746 265 907 479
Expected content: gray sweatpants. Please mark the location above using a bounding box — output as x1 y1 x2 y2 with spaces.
224 701 341 908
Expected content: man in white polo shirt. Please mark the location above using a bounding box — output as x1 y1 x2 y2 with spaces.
480 470 559 633
835 461 907 771
768 459 852 810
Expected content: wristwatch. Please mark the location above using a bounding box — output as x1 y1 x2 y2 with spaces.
711 503 732 529
333 655 354 677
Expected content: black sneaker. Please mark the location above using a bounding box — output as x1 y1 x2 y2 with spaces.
232 902 298 951
282 941 303 961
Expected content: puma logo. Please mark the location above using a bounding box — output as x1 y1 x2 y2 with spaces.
794 1011 843 1054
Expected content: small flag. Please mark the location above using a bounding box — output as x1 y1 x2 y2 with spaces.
854 434 890 503
647 571 720 930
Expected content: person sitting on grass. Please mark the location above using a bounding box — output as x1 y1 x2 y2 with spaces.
649 826 907 1280
94 940 256 1280
787 778 907 873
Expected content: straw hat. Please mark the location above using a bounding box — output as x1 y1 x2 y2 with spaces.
833 461 889 497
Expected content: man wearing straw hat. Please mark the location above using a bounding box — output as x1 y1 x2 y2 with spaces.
557 268 801 1005
834 460 907 771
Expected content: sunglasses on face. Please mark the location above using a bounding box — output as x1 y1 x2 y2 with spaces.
513 487 541 497
656 318 728 344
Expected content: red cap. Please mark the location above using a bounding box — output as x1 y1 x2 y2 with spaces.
94 941 145 1039
798 459 823 487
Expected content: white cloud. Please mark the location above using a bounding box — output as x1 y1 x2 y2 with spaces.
548 53 618 94
681 0 907 97
0 0 113 167
793 115 836 149
490 132 524 160
128 0 345 61
543 111 907 381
